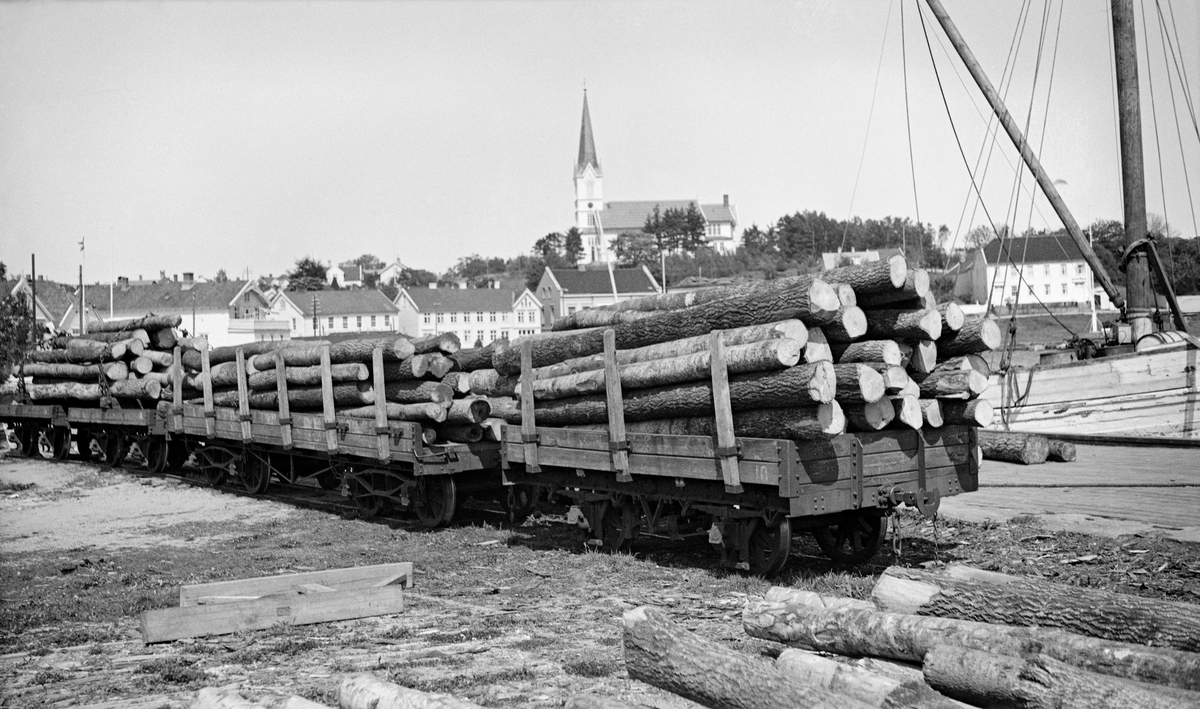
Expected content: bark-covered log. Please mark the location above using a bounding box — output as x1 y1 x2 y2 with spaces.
440 372 472 395
835 283 857 308
902 340 938 375
109 378 162 401
776 649 966 709
187 687 261 709
403 332 461 355
932 354 990 377
140 350 174 368
150 327 177 350
806 327 833 363
919 399 944 428
141 371 171 386
579 273 837 317
979 430 1049 465
468 369 518 397
437 424 483 443
339 673 485 709
17 363 105 381
821 256 908 296
193 361 243 389
208 383 374 410
1048 439 1077 462
53 329 150 346
246 338 417 372
342 402 447 423
572 403 846 442
25 382 103 401
246 363 369 390
377 355 431 380
856 268 930 308
130 356 155 375
913 370 987 399
89 313 182 333
383 380 454 405
872 566 1200 653
821 307 869 342
923 646 1198 709
861 363 910 394
445 398 489 424
832 363 887 403
483 397 520 422
497 362 836 426
424 354 455 379
937 318 1001 358
532 320 808 380
935 303 965 333
857 309 942 343
939 399 993 427
843 399 895 431
741 597 1200 691
888 395 922 430
550 308 663 330
450 342 499 371
529 338 802 400
28 339 131 364
831 340 902 366
180 338 302 370
624 606 873 709
493 279 840 374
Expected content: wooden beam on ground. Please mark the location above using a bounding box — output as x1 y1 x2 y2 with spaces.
178 562 413 606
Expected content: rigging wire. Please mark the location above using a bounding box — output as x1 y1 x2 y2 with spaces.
900 0 924 265
1139 0 1175 292
1161 0 1200 143
914 1 1077 339
1154 0 1199 237
1106 2 1125 217
840 0 896 252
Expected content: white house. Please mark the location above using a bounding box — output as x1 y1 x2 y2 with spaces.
394 285 542 346
536 264 660 329
571 92 740 263
820 247 904 271
982 235 1117 310
375 260 409 286
271 289 400 338
326 264 363 289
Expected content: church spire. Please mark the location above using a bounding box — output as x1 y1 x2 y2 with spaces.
575 91 601 177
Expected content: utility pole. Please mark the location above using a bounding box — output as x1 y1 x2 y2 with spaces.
30 255 36 334
1111 0 1154 340
78 266 84 336
311 294 320 336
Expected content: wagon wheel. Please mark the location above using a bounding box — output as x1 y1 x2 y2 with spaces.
499 484 538 525
812 512 886 566
73 430 94 461
316 469 340 490
100 433 129 468
240 452 272 495
12 425 36 457
191 447 234 487
599 499 639 552
347 472 388 518
49 428 72 460
165 440 190 471
143 437 169 474
415 476 457 528
747 516 792 577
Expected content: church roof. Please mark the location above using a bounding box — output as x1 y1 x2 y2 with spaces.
597 200 739 234
575 92 601 178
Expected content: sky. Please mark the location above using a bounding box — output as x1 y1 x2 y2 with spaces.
2 0 1198 285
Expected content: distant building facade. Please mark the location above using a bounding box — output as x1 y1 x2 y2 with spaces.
393 285 542 346
820 247 904 271
572 92 740 263
536 264 660 328
271 289 400 338
977 235 1112 309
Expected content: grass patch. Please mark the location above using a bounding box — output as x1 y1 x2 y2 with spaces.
0 480 36 493
136 657 207 685
563 653 618 678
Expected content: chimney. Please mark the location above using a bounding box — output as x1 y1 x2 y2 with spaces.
183 272 194 284
160 270 167 282
723 194 729 207
118 276 130 290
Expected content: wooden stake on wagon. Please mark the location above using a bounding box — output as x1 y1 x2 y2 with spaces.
709 330 742 494
235 348 252 443
275 349 293 450
602 329 631 482
372 347 390 461
320 343 337 452
201 346 215 439
171 345 183 433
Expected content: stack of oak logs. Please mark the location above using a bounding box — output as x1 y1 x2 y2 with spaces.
474 256 1001 443
623 563 1200 709
176 332 502 444
12 314 185 404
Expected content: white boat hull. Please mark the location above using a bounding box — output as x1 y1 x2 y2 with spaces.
983 344 1200 436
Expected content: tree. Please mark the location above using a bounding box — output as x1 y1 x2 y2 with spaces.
612 232 658 269
352 254 385 270
0 261 7 280
287 257 327 292
740 224 777 256
214 268 229 283
0 290 36 375
563 227 583 266
533 232 564 261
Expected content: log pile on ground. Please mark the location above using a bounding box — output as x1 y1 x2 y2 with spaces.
726 564 1200 709
482 257 997 443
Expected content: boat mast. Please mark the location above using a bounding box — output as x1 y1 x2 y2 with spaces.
923 0 1126 312
1111 0 1154 340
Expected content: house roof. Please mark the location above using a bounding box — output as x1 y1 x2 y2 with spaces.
333 265 362 282
5 278 78 324
699 202 737 225
983 235 1084 265
405 287 519 313
549 267 659 296
82 280 256 315
284 289 399 317
576 92 601 178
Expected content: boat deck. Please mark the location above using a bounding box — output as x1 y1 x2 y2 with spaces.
938 442 1200 542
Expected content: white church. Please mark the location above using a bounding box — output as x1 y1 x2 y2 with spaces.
572 92 741 264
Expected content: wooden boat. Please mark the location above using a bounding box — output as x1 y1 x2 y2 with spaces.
926 0 1198 437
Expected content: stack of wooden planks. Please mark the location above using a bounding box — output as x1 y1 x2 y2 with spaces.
475 256 1000 446
11 314 185 404
617 563 1200 709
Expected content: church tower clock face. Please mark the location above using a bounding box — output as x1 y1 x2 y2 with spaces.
587 202 593 208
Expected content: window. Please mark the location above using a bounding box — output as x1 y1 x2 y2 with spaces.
1043 265 1050 276
423 314 431 324
1061 264 1067 275
490 331 497 340
328 317 334 328
567 307 576 315
371 315 376 327
1011 286 1018 296
502 312 509 322
476 312 483 322
436 313 444 323
1062 284 1068 294
356 316 362 328
384 315 390 327
343 317 348 328
291 318 296 330
489 312 497 322
517 312 524 323
450 313 457 323
1077 264 1085 275
1044 284 1050 295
